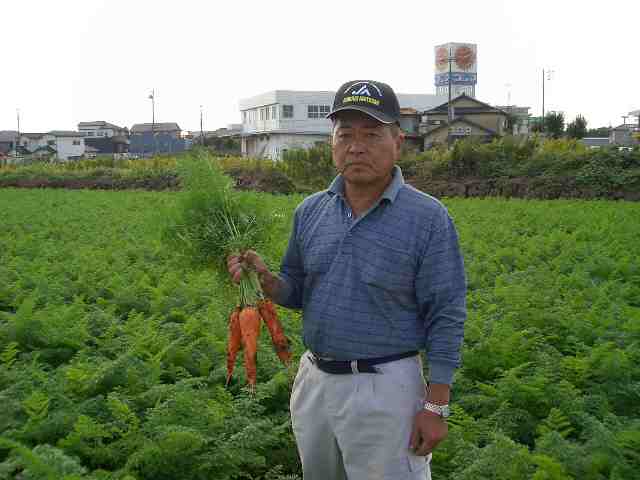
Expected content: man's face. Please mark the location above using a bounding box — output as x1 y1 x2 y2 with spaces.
331 110 404 187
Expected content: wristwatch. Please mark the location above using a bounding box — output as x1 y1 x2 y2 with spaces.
423 401 450 418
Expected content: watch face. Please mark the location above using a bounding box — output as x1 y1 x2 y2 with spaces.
441 405 451 418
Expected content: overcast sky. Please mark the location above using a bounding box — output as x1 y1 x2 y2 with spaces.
2 0 639 133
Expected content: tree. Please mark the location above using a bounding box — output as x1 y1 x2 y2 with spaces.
545 112 565 139
566 115 588 139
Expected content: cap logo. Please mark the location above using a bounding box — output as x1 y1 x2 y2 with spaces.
342 82 382 106
352 85 372 96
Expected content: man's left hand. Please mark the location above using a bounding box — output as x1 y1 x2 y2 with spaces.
409 411 448 456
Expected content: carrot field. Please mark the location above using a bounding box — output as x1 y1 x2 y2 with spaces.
1 187 639 479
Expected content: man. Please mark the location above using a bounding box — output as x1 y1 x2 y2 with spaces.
228 80 466 479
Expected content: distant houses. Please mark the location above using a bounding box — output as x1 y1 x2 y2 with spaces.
14 131 86 161
0 131 18 155
129 122 185 155
420 94 509 148
78 121 129 155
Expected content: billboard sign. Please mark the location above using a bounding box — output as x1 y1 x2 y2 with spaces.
434 43 477 74
435 72 477 86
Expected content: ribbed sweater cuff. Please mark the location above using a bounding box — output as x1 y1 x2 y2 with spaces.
428 360 457 386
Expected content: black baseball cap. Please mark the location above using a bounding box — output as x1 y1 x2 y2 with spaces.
327 80 401 124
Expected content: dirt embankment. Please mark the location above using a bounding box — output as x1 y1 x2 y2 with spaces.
0 174 181 191
3 172 640 200
406 176 640 201
0 169 295 195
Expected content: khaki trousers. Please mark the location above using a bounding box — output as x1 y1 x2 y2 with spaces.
290 351 431 480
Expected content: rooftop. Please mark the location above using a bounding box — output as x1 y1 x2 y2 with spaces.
239 89 447 112
48 130 85 137
0 131 19 142
131 122 181 133
78 121 126 131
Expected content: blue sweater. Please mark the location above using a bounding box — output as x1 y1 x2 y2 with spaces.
273 166 467 385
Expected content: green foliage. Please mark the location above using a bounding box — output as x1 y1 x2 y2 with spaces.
566 114 588 139
279 142 336 192
163 152 278 270
545 112 565 139
0 342 19 368
1 188 640 479
585 126 611 138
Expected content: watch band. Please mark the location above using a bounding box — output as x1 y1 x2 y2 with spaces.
423 401 450 418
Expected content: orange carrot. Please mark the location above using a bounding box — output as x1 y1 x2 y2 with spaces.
225 307 242 387
239 306 262 392
258 299 292 365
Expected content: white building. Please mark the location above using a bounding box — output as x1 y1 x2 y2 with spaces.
78 121 128 139
239 90 446 159
19 131 86 161
496 106 532 135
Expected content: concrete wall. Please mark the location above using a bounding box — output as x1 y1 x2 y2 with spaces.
241 91 334 135
55 136 85 160
242 133 330 160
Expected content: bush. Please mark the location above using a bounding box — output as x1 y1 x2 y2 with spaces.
279 143 336 192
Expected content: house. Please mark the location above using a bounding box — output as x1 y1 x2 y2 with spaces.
78 121 128 138
421 94 508 147
0 131 19 154
129 122 185 155
399 108 423 151
238 90 446 160
610 124 639 146
496 105 532 135
18 131 86 161
78 121 130 154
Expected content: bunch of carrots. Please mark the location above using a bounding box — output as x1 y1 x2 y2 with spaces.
226 297 291 392
164 154 291 393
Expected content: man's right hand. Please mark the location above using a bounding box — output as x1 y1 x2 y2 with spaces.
227 250 269 284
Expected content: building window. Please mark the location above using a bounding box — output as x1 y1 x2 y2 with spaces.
271 105 276 120
308 105 331 119
97 131 104 136
73 140 81 145
87 131 95 136
282 105 293 118
47 140 55 146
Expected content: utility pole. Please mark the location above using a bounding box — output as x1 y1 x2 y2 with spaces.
200 105 204 147
542 69 545 133
16 109 20 155
541 69 554 134
149 89 156 155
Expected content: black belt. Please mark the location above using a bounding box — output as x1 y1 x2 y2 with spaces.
309 351 419 374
